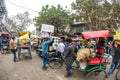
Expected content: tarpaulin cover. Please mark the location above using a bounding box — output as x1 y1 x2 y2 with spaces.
82 30 109 39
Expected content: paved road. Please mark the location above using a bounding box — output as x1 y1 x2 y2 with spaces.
0 51 116 80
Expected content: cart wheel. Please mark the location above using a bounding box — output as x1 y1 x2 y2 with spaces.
48 58 63 69
115 69 120 80
1 48 5 54
85 69 106 80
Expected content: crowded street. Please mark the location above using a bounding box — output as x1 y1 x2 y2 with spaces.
0 0 120 80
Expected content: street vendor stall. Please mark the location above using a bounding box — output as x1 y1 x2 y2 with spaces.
17 32 32 60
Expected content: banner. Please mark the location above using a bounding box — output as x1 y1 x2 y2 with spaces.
41 24 54 33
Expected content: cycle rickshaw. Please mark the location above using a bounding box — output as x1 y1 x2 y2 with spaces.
48 30 110 80
1 32 11 54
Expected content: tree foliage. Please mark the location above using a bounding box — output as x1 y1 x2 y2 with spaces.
71 0 120 31
34 5 70 32
12 11 32 31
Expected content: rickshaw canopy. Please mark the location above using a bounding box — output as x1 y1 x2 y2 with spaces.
1 32 10 37
82 30 109 39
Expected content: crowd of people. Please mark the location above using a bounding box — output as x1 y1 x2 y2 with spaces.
40 35 120 78
0 32 120 79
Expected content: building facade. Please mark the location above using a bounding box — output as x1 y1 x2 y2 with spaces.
0 0 8 32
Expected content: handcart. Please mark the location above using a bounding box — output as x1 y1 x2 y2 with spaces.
17 32 32 60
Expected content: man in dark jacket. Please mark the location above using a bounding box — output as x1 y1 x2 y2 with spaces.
64 38 75 77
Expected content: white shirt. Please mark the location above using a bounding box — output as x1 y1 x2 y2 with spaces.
56 43 65 53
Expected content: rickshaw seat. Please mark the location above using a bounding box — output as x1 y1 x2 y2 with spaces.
88 56 107 65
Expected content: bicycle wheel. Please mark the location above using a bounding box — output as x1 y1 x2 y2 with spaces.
85 69 106 80
48 58 63 69
115 69 120 80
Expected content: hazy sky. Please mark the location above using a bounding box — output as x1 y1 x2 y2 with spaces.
5 0 75 32
5 0 75 18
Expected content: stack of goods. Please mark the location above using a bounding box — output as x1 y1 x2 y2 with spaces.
114 30 120 40
76 48 94 61
18 32 30 46
114 30 120 48
31 38 38 44
76 48 94 69
49 46 54 52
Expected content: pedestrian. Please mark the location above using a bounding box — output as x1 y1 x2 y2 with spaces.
0 34 2 50
10 36 18 62
64 41 68 55
107 42 120 77
56 39 65 56
64 38 76 77
42 34 53 70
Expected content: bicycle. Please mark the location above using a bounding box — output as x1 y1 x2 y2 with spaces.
48 54 65 69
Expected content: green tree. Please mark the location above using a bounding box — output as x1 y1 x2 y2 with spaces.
71 0 120 31
12 11 32 31
34 5 70 33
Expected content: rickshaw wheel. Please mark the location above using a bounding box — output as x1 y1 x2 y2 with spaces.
48 58 63 69
1 48 5 54
115 69 120 80
85 69 106 80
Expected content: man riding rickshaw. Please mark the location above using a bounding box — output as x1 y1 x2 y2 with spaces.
48 30 110 80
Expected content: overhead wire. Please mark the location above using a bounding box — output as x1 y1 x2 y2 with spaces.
6 0 39 13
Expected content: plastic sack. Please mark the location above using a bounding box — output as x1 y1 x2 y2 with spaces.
103 53 112 64
19 33 29 40
79 61 87 70
76 48 94 61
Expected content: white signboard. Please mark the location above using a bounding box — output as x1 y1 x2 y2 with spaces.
41 24 54 33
